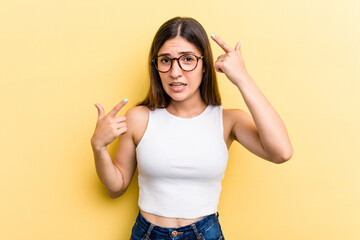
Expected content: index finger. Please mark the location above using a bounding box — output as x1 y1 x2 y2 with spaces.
211 34 233 53
108 98 128 118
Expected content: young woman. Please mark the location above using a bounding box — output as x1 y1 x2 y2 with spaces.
91 17 293 240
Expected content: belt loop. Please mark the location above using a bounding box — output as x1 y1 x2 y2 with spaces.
191 223 204 240
144 223 155 240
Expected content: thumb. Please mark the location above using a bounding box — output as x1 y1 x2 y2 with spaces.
235 41 242 52
94 103 105 119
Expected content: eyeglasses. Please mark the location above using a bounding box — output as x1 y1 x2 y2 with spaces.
152 54 204 73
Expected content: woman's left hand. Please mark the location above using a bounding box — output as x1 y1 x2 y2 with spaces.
211 34 250 86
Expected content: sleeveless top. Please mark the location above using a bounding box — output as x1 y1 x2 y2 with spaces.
135 105 229 219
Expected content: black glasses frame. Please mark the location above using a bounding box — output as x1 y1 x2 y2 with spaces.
152 54 204 73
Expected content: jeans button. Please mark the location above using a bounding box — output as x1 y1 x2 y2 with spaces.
171 230 178 237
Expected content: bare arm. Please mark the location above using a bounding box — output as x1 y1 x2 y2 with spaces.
91 145 125 198
107 107 142 198
212 34 293 163
234 76 293 163
91 100 138 198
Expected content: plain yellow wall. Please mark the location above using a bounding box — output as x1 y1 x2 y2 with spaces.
1 0 359 239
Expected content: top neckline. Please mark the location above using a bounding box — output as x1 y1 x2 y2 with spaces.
163 105 210 120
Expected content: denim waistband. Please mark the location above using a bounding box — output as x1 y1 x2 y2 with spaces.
135 211 219 239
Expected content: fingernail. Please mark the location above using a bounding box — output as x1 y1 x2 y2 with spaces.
93 103 97 108
123 98 128 103
240 41 242 46
211 34 215 38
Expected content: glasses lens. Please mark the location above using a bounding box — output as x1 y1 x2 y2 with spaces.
155 55 199 72
157 56 171 72
179 55 197 71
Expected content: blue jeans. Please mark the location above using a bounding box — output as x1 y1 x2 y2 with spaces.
130 211 225 240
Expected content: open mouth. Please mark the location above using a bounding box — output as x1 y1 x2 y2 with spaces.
170 83 187 87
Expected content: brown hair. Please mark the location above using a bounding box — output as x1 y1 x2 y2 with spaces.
137 17 221 109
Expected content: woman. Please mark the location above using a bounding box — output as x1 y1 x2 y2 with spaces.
91 17 293 240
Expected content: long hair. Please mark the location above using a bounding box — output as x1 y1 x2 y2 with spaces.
137 17 221 109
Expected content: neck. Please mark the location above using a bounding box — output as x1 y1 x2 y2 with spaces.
167 95 207 118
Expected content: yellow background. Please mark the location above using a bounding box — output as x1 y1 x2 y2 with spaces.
1 0 359 239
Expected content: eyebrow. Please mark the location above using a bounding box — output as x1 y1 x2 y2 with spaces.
157 51 197 57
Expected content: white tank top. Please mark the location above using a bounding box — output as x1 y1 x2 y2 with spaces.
135 105 229 219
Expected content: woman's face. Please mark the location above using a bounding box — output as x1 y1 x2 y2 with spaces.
157 36 204 104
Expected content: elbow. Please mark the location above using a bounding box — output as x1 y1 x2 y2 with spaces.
273 156 290 164
104 177 127 199
106 186 126 199
271 148 294 164
109 194 120 199
107 189 124 199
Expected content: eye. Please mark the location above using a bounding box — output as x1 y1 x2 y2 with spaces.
183 56 195 62
159 57 171 63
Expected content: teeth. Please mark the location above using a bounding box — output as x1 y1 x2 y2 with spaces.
171 83 186 86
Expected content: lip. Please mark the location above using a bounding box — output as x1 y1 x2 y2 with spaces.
169 82 187 92
169 81 187 86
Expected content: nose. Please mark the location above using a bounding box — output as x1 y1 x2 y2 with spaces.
169 59 183 78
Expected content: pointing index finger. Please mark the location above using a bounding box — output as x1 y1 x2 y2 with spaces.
211 34 233 53
108 98 128 118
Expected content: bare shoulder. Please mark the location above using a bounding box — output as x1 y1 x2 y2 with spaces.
125 105 150 145
126 105 149 121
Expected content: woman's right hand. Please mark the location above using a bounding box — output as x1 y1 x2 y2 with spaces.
91 99 128 150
